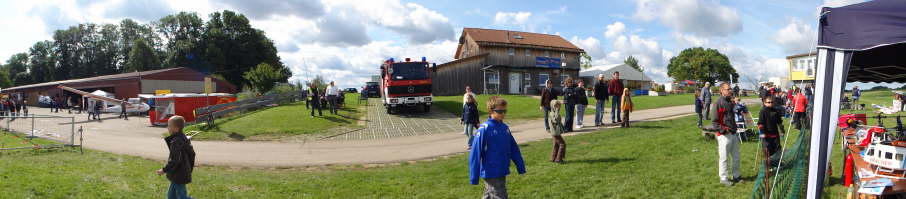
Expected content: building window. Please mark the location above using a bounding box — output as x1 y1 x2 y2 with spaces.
560 52 565 58
508 48 515 56
487 72 499 84
544 51 551 57
525 49 531 56
539 73 549 86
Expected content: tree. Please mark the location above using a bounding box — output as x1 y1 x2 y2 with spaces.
28 40 56 83
243 63 286 94
580 52 593 69
667 47 738 84
5 53 28 85
124 38 160 72
0 70 12 88
305 75 327 91
624 55 643 72
155 12 205 69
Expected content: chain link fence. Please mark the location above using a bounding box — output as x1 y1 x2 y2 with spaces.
0 113 82 153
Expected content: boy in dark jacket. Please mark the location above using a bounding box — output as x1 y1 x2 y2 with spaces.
469 96 526 199
462 95 480 149
540 80 559 132
757 96 785 162
156 116 197 199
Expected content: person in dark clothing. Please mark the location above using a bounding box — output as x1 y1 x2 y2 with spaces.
301 88 309 109
695 90 703 127
156 116 196 199
119 98 129 120
562 77 577 132
608 72 624 123
733 84 740 97
309 84 322 117
593 74 609 126
701 82 713 120
94 100 103 120
575 80 589 129
540 79 559 132
461 95 480 149
757 96 785 163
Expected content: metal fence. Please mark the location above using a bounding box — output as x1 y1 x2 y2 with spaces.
194 92 300 125
0 113 83 153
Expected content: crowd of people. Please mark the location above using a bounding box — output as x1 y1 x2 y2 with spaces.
301 81 346 118
695 82 814 187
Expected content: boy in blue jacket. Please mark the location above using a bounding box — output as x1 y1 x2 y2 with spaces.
469 96 526 199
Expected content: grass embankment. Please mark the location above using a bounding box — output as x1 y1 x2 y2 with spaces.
434 93 697 120
1 103 846 198
185 93 366 141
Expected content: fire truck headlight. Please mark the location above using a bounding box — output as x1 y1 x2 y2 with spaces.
425 97 432 102
390 99 399 104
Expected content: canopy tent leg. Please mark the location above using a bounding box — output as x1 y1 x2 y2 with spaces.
806 48 851 199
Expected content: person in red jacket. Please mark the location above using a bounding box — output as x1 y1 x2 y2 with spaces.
792 87 808 130
608 72 624 123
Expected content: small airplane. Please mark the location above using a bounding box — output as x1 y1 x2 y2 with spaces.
57 85 151 113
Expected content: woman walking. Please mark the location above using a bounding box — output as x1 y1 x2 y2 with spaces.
575 80 589 130
461 95 480 149
695 89 703 127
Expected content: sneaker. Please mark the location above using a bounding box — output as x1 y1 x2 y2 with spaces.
720 180 734 187
732 177 744 183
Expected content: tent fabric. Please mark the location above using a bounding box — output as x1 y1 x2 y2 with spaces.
818 0 906 51
806 48 851 199
578 63 652 82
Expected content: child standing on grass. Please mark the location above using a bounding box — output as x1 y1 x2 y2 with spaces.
156 116 196 199
757 96 785 162
462 94 480 149
620 88 633 128
548 100 566 163
469 96 526 199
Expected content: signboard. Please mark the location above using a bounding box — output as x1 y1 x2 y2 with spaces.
204 77 213 94
155 89 172 95
535 57 562 68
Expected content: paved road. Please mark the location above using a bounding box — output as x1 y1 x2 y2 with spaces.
20 98 756 167
323 98 461 140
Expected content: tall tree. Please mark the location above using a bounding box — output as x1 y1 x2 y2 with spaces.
28 40 56 83
119 19 160 71
5 53 28 84
624 55 643 72
667 47 738 84
124 38 160 72
580 52 593 69
155 12 204 69
201 10 289 89
0 70 12 88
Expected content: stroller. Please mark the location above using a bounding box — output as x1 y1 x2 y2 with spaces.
734 102 757 141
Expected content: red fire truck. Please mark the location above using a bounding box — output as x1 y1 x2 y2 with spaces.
380 57 435 114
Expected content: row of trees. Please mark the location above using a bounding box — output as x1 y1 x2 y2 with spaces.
0 10 290 92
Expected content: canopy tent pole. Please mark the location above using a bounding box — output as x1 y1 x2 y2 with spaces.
805 48 850 199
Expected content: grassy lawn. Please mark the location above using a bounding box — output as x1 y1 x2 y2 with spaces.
434 93 697 120
1 103 851 198
185 93 366 141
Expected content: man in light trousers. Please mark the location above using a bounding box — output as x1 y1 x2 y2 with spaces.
326 81 339 114
713 82 740 186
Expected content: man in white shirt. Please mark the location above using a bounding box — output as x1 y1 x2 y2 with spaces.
326 81 339 114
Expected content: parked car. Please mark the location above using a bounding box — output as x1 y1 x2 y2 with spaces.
345 88 358 93
365 82 380 98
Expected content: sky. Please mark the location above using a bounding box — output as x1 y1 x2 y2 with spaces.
0 0 875 89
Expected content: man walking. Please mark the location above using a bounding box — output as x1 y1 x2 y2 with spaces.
608 72 624 123
593 74 608 126
310 84 322 117
701 82 713 120
540 80 558 132
852 86 861 110
119 98 128 120
326 81 339 114
713 82 740 186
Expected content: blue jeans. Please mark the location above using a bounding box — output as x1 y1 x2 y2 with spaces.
611 96 622 122
576 104 586 126
595 99 605 125
564 104 575 132
464 124 476 147
167 183 192 199
542 106 551 130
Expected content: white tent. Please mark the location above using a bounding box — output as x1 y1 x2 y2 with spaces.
579 63 653 90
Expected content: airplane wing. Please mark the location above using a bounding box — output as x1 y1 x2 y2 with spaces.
57 85 124 104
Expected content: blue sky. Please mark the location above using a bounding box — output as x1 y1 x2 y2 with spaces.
0 0 873 89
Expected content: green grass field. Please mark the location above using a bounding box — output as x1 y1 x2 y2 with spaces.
0 104 850 198
185 93 366 141
434 93 697 120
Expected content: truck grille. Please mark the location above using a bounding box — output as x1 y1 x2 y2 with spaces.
387 85 432 95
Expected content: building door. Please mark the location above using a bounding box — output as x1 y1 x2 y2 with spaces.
509 73 522 94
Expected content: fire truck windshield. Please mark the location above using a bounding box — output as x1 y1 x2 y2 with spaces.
390 62 428 80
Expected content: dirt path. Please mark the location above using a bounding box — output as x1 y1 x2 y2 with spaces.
27 99 756 167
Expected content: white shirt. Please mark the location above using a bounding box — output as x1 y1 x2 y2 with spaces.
326 85 339 96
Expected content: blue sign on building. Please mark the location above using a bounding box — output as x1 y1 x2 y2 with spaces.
535 57 562 68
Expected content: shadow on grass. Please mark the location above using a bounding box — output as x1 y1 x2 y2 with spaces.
569 157 636 164
227 132 246 141
629 125 667 129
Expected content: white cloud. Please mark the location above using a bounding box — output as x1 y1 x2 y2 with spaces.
673 32 710 48
604 22 625 38
211 0 325 19
324 0 455 44
634 0 742 37
772 18 817 55
494 11 532 26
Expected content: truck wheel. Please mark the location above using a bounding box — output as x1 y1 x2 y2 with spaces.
423 104 430 112
386 107 392 114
